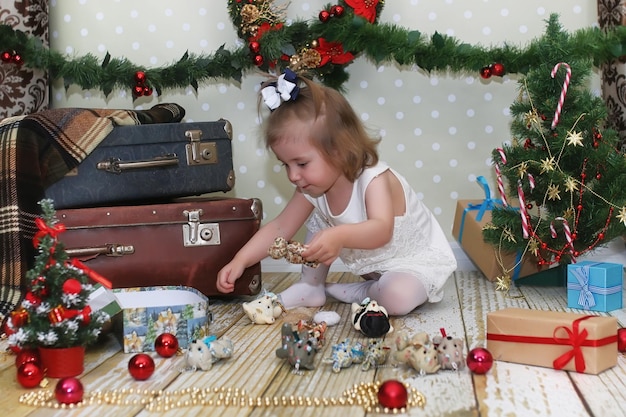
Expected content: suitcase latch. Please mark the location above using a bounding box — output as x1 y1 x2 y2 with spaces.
182 209 221 247
185 130 218 166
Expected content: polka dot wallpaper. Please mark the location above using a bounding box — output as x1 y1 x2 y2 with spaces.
48 0 599 255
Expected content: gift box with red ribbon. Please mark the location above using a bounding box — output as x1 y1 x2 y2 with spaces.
486 308 618 374
452 176 539 281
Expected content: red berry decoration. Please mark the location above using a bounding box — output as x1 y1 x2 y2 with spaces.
332 5 345 17
62 278 82 295
15 349 41 368
128 353 155 380
253 54 264 66
377 380 408 409
134 71 146 83
55 377 84 404
17 362 44 388
618 328 626 352
466 347 493 374
143 85 153 96
12 54 23 65
479 66 492 79
491 62 505 76
154 333 179 358
319 10 330 22
1 51 12 62
133 85 145 97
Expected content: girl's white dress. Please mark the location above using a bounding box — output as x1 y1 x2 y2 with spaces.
303 161 457 302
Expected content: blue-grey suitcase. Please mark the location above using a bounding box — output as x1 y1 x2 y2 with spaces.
45 120 235 209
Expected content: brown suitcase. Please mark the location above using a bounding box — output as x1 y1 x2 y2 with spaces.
56 197 262 297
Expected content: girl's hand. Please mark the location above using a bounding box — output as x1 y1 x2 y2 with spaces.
301 228 343 266
216 262 244 293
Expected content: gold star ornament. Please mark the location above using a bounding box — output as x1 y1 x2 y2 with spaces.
564 176 578 193
547 183 561 200
496 274 512 291
540 157 556 174
566 130 584 147
617 206 626 226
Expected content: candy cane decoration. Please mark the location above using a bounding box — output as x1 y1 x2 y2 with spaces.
494 147 509 207
550 62 571 129
527 173 535 191
550 216 576 262
517 181 530 239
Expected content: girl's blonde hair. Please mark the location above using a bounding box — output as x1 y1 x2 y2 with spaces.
261 75 380 183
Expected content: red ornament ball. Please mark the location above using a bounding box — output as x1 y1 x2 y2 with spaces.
15 349 41 368
249 41 260 54
377 380 408 409
134 71 146 83
133 85 145 97
62 278 82 295
332 5 345 17
12 54 23 65
466 347 493 374
155 333 179 358
479 66 492 79
55 377 84 404
617 328 626 352
1 51 12 62
17 362 44 388
253 54 264 66
143 85 153 96
319 10 330 22
491 62 505 77
128 353 155 380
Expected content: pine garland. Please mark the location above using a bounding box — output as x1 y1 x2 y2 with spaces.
1 1 626 96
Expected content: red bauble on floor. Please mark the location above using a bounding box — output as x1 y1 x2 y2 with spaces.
618 328 626 352
55 377 84 404
16 362 44 388
466 347 493 374
154 333 179 358
128 353 155 380
377 380 408 409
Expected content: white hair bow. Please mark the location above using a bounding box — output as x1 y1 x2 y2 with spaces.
261 69 300 111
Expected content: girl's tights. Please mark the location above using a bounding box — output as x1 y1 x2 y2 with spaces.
325 271 428 316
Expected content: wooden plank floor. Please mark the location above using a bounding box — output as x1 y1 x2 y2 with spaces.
2 269 626 417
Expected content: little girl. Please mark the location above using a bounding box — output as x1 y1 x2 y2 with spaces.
216 70 457 315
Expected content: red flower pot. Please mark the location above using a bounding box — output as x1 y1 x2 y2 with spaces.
38 346 85 378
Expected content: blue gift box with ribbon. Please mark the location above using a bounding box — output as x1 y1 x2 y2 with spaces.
567 261 623 312
452 176 538 281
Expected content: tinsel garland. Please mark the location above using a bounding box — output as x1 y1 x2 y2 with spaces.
1 1 626 96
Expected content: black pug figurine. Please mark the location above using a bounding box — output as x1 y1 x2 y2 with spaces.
351 298 393 338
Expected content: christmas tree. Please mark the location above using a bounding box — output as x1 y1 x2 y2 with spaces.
7 199 109 349
483 16 626 280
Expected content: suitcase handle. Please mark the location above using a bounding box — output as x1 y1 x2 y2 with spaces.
66 244 135 257
96 154 178 174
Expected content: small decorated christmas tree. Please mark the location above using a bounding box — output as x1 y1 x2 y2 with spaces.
7 199 109 349
483 16 626 284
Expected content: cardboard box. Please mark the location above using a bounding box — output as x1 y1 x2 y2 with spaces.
487 308 618 374
452 199 539 281
567 261 623 312
113 286 211 353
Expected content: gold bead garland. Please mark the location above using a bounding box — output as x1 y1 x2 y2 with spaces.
19 381 426 413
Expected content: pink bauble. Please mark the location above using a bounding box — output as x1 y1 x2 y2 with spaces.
466 347 493 374
128 353 155 380
55 377 84 404
377 380 408 409
154 333 179 358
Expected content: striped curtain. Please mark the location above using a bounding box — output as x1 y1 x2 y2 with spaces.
0 0 49 118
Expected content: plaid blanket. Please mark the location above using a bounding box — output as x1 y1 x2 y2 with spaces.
0 104 185 323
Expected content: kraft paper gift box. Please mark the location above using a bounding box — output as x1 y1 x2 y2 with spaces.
486 308 618 374
113 286 211 353
452 176 538 281
567 261 623 312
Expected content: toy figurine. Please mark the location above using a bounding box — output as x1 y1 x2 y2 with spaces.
276 323 319 372
297 319 328 347
242 291 285 324
433 333 466 371
392 331 440 375
360 339 391 371
268 236 319 268
185 335 234 371
351 297 393 338
325 338 364 373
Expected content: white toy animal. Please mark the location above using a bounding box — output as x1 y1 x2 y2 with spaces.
185 336 234 371
242 292 284 324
